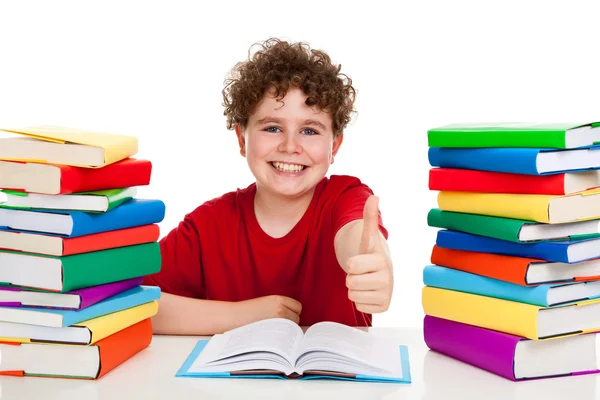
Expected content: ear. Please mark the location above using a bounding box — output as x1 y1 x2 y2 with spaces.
331 133 344 163
235 125 246 157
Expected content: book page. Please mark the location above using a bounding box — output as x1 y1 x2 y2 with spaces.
191 318 304 367
297 322 403 375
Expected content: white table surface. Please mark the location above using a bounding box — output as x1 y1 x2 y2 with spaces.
1 327 599 400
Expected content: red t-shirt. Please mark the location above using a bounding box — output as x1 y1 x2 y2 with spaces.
143 174 388 327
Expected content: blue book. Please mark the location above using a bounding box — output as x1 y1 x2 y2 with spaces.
423 265 600 307
435 230 600 263
176 318 411 383
428 146 600 175
0 285 160 327
0 198 165 237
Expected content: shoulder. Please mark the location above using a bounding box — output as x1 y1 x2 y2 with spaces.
320 174 375 198
182 183 255 225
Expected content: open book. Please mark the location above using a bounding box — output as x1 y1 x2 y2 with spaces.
176 318 411 383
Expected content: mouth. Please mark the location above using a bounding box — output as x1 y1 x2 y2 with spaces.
269 161 308 174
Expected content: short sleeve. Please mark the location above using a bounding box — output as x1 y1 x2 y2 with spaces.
331 180 389 240
143 214 204 298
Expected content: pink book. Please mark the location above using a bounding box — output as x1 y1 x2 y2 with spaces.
0 277 143 310
424 315 600 381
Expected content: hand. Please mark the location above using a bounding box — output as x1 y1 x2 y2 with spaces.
346 195 393 314
235 295 302 325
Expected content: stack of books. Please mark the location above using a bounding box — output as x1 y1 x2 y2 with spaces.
422 122 600 381
0 125 165 379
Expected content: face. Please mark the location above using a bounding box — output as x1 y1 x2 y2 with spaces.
235 87 343 200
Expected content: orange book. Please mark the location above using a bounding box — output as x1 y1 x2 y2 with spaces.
0 318 152 379
0 224 159 256
430 245 600 286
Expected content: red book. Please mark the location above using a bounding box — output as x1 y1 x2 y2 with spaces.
429 167 600 195
0 158 152 195
0 318 153 379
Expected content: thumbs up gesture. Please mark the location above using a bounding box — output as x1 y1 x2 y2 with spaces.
345 195 394 314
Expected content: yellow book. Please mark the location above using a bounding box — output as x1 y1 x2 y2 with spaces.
422 286 600 340
0 125 138 168
0 300 157 345
437 189 600 223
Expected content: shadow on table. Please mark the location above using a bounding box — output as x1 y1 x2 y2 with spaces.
421 349 599 400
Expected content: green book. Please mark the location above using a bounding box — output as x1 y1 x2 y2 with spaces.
427 122 600 149
427 208 600 243
1 187 136 212
0 242 161 292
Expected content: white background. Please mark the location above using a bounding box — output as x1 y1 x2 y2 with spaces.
0 0 598 328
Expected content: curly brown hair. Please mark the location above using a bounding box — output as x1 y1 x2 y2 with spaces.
222 38 356 137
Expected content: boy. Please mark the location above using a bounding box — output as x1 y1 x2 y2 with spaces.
144 38 394 335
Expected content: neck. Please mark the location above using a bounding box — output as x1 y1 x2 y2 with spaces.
253 184 315 238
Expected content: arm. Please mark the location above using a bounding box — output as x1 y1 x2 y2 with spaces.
333 195 394 314
152 293 303 335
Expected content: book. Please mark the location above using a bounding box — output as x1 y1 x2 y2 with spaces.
428 146 600 175
0 125 138 168
429 168 600 195
427 122 600 149
176 318 411 383
437 189 600 224
0 285 160 327
0 300 158 345
0 318 152 379
0 198 165 237
0 242 161 292
423 315 600 381
435 230 600 263
0 224 160 256
422 286 600 340
1 187 137 212
431 245 600 285
423 265 600 307
0 277 143 309
427 209 600 243
0 158 152 195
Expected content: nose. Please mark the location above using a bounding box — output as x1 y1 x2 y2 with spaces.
278 131 302 154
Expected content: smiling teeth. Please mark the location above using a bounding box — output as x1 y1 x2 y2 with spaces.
272 162 305 173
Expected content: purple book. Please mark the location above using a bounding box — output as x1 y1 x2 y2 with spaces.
0 277 143 310
423 315 600 381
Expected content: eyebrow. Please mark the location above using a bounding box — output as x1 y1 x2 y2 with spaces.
256 117 328 131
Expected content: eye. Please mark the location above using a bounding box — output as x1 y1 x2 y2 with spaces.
302 128 319 136
265 126 281 133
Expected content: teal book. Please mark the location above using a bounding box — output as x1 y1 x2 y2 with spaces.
176 318 411 383
427 122 600 149
1 187 136 212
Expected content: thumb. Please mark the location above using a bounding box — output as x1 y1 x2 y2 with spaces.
358 195 381 254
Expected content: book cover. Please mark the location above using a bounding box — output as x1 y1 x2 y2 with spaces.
427 122 600 148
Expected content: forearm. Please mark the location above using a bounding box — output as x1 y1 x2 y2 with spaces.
151 292 247 336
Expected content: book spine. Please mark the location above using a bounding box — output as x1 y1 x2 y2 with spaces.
424 315 519 381
95 318 153 378
427 209 524 242
60 159 152 194
69 199 165 237
437 191 552 223
422 286 540 339
430 246 531 285
423 265 551 306
427 129 566 148
435 230 570 263
428 168 568 195
62 224 160 256
61 242 161 291
428 147 541 174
